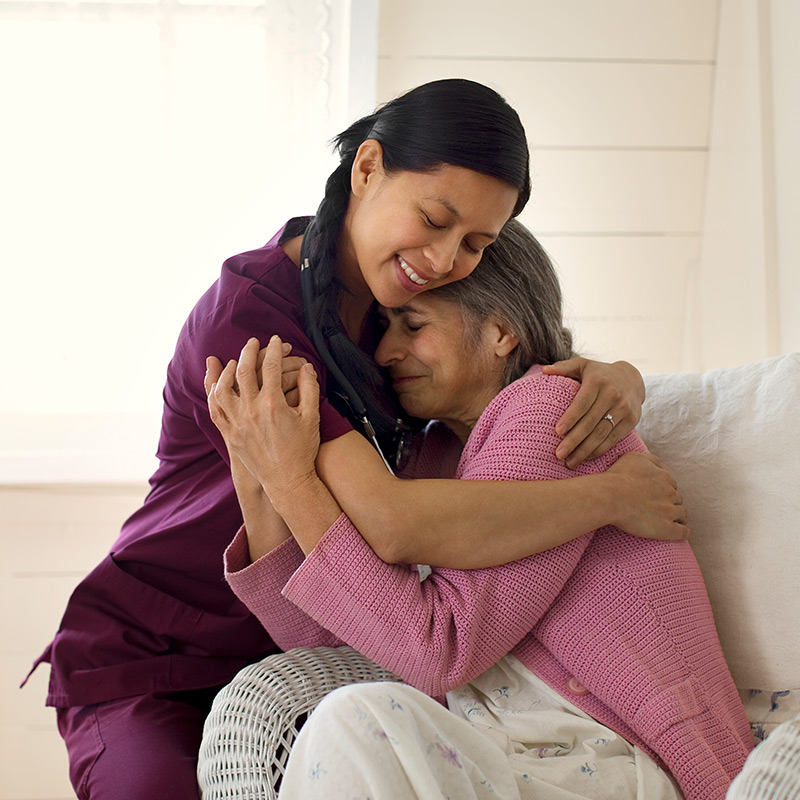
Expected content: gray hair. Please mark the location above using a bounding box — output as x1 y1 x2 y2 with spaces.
430 219 574 386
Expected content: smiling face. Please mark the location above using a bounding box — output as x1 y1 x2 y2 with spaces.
374 295 518 442
338 141 519 314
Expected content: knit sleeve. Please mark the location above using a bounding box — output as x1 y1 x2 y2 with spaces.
282 371 638 698
458 368 647 483
224 527 344 651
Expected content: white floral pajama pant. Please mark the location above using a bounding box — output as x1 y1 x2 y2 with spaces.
277 655 683 800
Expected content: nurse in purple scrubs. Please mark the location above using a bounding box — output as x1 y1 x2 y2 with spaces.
30 79 670 799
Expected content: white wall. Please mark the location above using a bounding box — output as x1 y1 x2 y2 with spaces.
0 0 378 485
5 0 796 487
1 5 380 798
690 0 800 369
378 0 718 374
771 0 800 356
379 0 799 375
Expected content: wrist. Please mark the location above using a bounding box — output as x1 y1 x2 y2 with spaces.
590 471 626 529
267 472 343 556
262 469 322 511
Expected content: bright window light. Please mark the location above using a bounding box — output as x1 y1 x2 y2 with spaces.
0 0 367 481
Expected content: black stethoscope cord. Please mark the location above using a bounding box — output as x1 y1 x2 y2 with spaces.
299 222 395 474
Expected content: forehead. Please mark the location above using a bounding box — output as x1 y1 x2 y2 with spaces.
378 294 452 319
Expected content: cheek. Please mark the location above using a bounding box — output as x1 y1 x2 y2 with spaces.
450 253 482 284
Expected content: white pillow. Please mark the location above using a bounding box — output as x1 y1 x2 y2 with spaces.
638 353 800 691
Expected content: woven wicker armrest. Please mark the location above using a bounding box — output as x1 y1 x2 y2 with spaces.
197 646 401 799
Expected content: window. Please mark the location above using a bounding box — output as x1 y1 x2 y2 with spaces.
0 0 377 481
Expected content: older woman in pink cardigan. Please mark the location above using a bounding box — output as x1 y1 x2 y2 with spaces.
207 220 752 799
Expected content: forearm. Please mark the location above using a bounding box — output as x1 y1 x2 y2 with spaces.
282 513 592 697
340 471 619 568
317 431 623 568
266 473 343 556
231 462 293 562
224 527 344 650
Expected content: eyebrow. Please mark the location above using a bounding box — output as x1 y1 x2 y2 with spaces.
385 303 425 318
426 197 499 241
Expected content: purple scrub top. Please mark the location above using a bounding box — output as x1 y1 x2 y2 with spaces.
31 219 353 707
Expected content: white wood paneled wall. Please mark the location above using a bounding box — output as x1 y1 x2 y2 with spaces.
378 0 719 373
1 484 147 800
692 0 800 369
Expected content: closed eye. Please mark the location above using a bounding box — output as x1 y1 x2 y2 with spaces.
462 240 481 255
424 213 446 230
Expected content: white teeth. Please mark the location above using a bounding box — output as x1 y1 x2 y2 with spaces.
398 255 428 286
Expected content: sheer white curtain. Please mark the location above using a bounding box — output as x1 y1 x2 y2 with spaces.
0 0 377 481
687 0 800 371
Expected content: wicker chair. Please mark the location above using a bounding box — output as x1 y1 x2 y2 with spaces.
197 646 401 799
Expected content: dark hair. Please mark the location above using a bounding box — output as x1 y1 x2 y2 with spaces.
304 79 531 437
431 219 575 386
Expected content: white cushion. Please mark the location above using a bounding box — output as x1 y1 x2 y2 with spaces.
638 353 800 691
726 712 800 799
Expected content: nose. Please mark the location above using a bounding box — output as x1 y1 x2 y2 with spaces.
422 235 460 277
375 328 404 367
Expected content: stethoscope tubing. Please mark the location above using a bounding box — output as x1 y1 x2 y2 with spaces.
299 223 395 474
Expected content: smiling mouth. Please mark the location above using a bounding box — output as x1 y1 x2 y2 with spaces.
398 255 429 286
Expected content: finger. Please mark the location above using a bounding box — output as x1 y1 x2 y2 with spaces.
259 335 287 398
553 381 601 441
214 360 239 410
542 356 589 383
281 356 308 394
558 380 635 464
643 452 665 469
284 387 300 408
554 389 611 462
578 398 645 463
256 340 292 372
646 453 681 491
577 417 629 463
668 521 690 541
281 368 303 388
236 338 261 400
207 383 229 430
561 420 616 469
281 356 307 372
298 362 320 420
204 356 224 396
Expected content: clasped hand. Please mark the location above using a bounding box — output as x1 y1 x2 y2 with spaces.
205 336 322 500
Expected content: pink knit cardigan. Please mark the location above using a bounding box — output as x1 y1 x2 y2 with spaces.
225 367 753 800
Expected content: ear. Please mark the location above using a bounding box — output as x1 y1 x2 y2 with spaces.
486 317 519 358
351 139 385 200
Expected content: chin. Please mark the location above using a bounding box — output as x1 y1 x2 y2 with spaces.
399 400 427 420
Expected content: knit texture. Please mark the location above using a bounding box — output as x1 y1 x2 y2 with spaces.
228 366 753 800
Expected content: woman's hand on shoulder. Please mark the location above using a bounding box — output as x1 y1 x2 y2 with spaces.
606 451 689 541
542 357 645 468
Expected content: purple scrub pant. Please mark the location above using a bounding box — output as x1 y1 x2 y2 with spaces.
56 687 220 800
